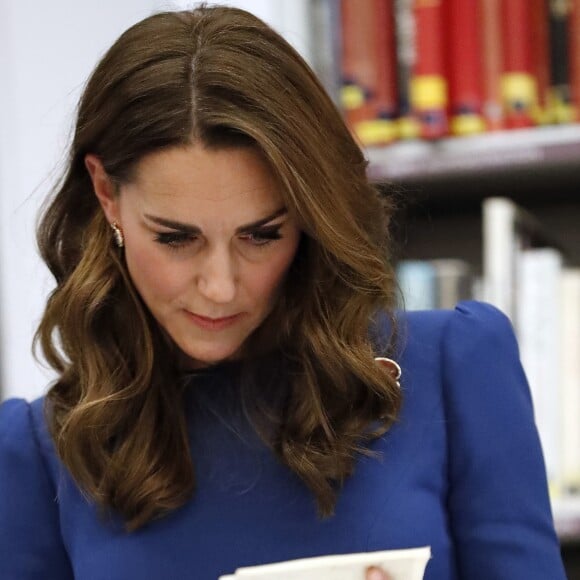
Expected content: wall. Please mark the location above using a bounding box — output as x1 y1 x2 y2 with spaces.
0 1 311 400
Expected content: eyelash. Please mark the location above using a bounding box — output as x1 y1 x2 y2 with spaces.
153 227 283 250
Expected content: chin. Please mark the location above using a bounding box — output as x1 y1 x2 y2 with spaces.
182 343 242 367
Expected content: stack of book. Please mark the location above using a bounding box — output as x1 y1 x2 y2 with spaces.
396 258 476 311
397 197 580 498
310 0 580 145
483 197 580 496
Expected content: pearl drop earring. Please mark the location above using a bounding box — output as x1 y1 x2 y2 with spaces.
110 222 124 248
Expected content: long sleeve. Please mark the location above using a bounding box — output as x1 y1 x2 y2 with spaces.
0 398 74 579
443 302 566 578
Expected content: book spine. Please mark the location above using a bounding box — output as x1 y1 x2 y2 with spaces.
395 0 420 139
411 0 448 139
483 197 520 322
340 0 376 143
396 260 438 310
517 248 563 490
548 0 575 123
480 0 504 131
532 0 552 125
430 259 473 309
570 0 580 120
560 269 580 492
365 0 399 145
340 0 399 146
447 0 485 136
309 0 342 106
500 0 538 128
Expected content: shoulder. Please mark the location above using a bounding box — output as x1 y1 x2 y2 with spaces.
373 300 512 353
0 395 50 438
0 397 74 578
0 397 36 452
378 300 519 382
0 396 57 480
398 300 531 409
401 299 514 347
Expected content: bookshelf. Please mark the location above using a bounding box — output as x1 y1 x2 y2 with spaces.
374 126 580 271
367 125 580 184
367 128 580 575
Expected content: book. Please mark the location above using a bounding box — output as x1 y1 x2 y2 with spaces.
548 0 575 123
309 0 342 106
340 0 399 146
219 546 431 580
480 0 504 130
560 268 580 492
411 0 448 139
340 0 375 143
396 260 437 310
517 247 563 489
369 0 400 145
394 0 420 139
532 0 552 124
446 0 485 136
570 0 580 120
500 0 537 128
431 259 473 309
482 197 525 323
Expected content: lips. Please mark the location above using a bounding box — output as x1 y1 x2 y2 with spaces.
185 311 242 331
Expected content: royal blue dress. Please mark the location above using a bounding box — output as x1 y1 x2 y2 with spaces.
0 302 566 579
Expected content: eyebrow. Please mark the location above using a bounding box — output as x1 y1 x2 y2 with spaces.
144 207 288 235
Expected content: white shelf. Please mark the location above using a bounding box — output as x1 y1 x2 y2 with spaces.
366 125 580 182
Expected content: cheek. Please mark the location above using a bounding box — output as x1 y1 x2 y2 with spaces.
124 241 185 304
246 238 300 304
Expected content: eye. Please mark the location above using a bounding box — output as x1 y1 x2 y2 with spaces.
154 231 197 249
240 226 283 247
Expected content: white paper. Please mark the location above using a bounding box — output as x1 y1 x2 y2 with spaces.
219 546 431 580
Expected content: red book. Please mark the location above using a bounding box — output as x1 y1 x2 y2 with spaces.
411 0 448 139
532 0 551 124
447 0 485 136
480 0 504 131
340 0 399 146
371 0 399 143
570 0 580 120
500 0 538 129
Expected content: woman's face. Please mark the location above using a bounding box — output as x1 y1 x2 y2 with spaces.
87 143 301 367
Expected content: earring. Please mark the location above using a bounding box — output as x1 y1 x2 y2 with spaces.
374 357 402 388
110 222 124 248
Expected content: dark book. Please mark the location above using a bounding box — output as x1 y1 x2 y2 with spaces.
570 0 580 120
395 0 420 139
532 0 552 124
548 0 575 123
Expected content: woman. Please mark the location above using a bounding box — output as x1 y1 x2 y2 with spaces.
0 5 566 579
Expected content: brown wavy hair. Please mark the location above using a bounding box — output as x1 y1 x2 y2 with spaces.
35 4 402 531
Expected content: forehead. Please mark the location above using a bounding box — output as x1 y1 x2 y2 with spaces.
124 143 284 214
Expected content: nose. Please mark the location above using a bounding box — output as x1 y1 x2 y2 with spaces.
196 244 237 304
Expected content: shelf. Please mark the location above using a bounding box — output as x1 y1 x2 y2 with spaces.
366 125 580 183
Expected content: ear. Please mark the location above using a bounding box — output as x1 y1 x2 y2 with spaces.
84 153 120 224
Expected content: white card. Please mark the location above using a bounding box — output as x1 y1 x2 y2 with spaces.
219 546 431 580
